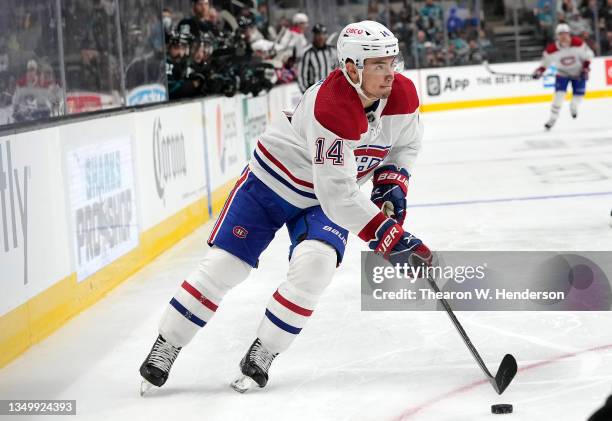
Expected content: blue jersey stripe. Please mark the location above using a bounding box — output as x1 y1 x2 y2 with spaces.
170 298 206 327
265 309 302 334
254 150 317 200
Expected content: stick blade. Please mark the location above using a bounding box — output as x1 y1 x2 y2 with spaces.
493 354 518 395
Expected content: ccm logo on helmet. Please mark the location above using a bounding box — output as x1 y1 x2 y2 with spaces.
346 28 364 35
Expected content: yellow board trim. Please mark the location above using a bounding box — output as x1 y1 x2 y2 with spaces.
420 89 612 112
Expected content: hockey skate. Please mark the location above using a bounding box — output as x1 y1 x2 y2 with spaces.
570 103 578 119
544 118 557 130
230 338 278 393
139 335 181 396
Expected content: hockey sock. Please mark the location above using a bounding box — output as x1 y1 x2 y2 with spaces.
257 240 337 354
159 246 251 347
548 91 565 122
570 94 584 112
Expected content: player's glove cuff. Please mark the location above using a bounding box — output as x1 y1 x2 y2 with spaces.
533 67 545 79
581 61 591 80
361 215 405 256
372 165 410 195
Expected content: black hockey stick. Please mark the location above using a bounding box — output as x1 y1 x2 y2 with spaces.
483 60 581 81
424 274 517 394
483 60 537 79
383 203 518 394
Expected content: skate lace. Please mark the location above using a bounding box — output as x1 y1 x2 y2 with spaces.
249 339 277 372
149 338 180 373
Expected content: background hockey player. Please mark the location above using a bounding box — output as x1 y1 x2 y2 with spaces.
532 23 594 130
139 20 431 395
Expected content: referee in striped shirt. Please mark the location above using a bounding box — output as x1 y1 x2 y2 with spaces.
297 24 337 93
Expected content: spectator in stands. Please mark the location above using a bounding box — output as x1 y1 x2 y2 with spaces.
275 12 309 63
413 30 429 67
243 14 268 48
534 1 554 42
12 58 60 122
463 8 481 36
187 35 213 78
580 0 598 28
434 31 445 51
600 0 612 32
16 12 41 55
446 42 458 65
467 38 484 64
254 3 275 40
447 7 464 36
417 0 443 41
162 8 174 41
393 8 413 67
275 16 291 38
451 33 469 64
166 30 201 99
534 0 554 14
601 29 612 54
178 0 219 41
423 42 442 67
558 0 579 20
16 59 40 88
297 23 336 93
420 0 444 24
567 10 591 34
477 29 493 59
39 63 59 92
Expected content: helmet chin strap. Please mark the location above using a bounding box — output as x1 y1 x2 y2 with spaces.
343 67 379 102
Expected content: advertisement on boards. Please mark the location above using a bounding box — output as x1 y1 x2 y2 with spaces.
132 103 208 230
0 129 72 316
64 131 138 282
203 96 248 190
242 95 268 159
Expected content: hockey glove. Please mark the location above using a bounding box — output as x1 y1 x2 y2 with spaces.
388 232 433 269
368 218 432 268
371 165 409 226
581 61 590 81
532 66 545 80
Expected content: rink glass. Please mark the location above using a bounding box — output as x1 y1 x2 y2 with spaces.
0 0 607 129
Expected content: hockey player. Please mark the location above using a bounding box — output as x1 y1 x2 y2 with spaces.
533 23 594 130
139 20 431 394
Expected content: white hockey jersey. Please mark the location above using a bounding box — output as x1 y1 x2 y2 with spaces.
539 37 594 78
249 68 423 243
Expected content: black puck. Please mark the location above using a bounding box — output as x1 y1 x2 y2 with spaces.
491 404 513 414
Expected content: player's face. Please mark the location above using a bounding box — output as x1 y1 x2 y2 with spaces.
558 32 570 46
361 56 396 99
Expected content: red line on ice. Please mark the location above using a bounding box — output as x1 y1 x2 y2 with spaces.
394 343 612 420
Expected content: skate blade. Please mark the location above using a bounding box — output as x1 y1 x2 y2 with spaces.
230 375 259 393
140 379 155 397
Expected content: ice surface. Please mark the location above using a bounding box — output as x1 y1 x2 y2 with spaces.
1 99 611 421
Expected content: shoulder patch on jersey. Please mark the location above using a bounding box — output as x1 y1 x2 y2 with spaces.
570 37 584 47
545 42 559 54
381 73 419 116
314 69 368 141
